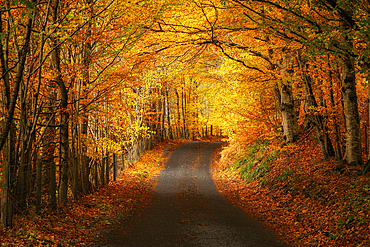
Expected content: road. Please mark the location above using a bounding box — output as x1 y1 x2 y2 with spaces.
93 142 288 247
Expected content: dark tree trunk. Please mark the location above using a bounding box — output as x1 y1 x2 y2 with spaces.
340 20 362 165
51 0 69 206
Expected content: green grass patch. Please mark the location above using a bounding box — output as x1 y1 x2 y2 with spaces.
232 140 280 184
261 168 295 188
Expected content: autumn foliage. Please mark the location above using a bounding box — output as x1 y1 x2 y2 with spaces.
1 0 370 245
212 129 370 246
0 139 183 246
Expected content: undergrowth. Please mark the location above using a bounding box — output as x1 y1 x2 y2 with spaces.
214 131 370 246
231 140 280 183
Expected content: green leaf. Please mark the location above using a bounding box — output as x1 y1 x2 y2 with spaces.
25 0 34 9
27 10 34 19
20 10 26 19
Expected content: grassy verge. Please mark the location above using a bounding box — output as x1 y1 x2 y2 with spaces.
212 131 370 246
231 140 280 183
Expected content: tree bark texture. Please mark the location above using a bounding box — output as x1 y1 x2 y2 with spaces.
51 0 70 206
340 21 362 165
0 7 34 152
279 83 298 143
276 52 298 144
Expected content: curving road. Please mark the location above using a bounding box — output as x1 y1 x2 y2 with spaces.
94 142 288 247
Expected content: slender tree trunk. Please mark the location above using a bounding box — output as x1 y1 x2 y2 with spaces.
42 92 56 192
0 0 35 226
156 95 162 141
0 12 12 226
175 88 181 138
297 51 334 158
113 153 117 182
0 4 34 152
105 155 110 185
182 91 187 139
166 89 173 139
79 0 93 195
73 157 79 199
15 82 29 213
100 154 105 186
36 159 42 214
1 161 11 227
368 82 370 161
161 90 165 140
50 160 57 211
364 65 370 173
51 0 69 206
93 159 98 188
328 64 343 163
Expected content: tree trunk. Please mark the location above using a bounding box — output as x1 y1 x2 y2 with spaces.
1 161 11 227
113 153 117 181
340 21 362 165
166 89 173 139
161 90 165 140
73 157 79 199
51 0 69 206
297 52 335 159
80 0 93 195
182 91 187 139
368 82 370 161
14 81 28 214
93 159 98 188
50 160 57 211
278 83 298 143
328 63 343 163
276 52 298 144
100 156 105 186
175 88 181 139
41 93 57 192
0 2 35 226
364 63 370 173
36 159 42 214
105 155 110 185
0 4 34 152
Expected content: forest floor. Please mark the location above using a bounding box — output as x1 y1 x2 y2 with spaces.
0 139 190 246
212 130 370 247
1 133 369 246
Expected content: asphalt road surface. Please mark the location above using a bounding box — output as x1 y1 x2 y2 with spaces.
93 142 288 247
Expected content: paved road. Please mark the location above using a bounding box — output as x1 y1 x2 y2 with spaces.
94 142 288 246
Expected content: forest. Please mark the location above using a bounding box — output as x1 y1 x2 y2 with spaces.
1 0 370 246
